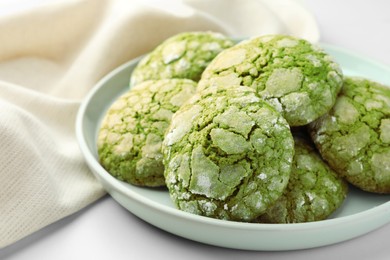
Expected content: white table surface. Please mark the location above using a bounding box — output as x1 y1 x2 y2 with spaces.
1 0 390 259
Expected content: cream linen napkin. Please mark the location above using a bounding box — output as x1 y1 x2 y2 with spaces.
0 0 319 248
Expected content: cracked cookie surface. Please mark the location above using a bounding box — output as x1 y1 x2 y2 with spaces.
256 136 348 223
309 77 390 193
198 34 343 126
162 85 294 221
130 31 234 86
98 79 197 187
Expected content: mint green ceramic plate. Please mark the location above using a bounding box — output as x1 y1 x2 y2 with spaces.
76 45 390 251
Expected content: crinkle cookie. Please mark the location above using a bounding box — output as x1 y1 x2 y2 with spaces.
130 31 235 86
198 34 343 126
309 77 390 193
98 79 197 187
256 136 348 224
162 85 294 221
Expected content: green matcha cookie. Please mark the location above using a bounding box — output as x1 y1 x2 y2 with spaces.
309 77 390 193
130 31 235 86
198 34 343 126
98 79 197 187
162 85 294 221
256 136 348 223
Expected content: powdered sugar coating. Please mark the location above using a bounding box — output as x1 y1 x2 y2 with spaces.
309 77 390 193
198 34 343 126
256 136 348 223
130 31 234 86
98 79 197 187
162 86 294 221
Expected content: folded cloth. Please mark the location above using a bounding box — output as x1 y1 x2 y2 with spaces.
0 0 319 248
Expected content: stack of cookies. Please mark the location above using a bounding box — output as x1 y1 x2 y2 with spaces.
97 32 390 223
